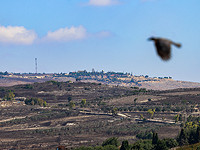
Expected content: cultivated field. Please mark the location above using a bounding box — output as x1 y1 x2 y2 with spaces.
0 81 200 149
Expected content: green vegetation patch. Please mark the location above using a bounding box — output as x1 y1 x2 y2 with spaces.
176 142 200 150
25 97 47 107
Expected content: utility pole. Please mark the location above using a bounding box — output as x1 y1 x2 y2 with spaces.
35 58 37 74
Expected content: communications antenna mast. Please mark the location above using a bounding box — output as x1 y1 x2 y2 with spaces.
35 58 37 74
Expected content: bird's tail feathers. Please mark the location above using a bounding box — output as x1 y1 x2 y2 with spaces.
172 42 181 48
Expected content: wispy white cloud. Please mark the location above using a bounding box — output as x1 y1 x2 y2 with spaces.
43 26 112 42
95 31 113 38
0 26 37 45
43 26 87 42
88 0 120 6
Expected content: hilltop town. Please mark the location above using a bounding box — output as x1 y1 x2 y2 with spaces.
0 70 200 90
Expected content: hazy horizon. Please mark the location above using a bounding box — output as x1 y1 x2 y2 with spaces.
0 0 200 82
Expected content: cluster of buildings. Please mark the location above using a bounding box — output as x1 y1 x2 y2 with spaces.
0 70 173 87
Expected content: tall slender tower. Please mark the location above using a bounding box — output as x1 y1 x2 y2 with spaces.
35 58 37 74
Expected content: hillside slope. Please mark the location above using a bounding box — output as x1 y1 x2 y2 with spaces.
140 80 200 90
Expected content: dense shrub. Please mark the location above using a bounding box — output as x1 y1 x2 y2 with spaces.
154 140 168 150
163 138 178 148
120 140 130 150
131 140 153 150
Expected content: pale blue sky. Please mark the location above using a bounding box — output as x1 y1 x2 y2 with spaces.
0 0 200 82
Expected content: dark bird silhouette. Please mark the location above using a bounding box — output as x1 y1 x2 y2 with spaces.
148 37 181 61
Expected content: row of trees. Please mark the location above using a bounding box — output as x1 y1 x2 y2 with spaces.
25 97 47 107
2 90 48 108
108 104 188 114
67 99 87 109
135 122 200 149
72 127 200 149
73 133 178 150
177 127 200 146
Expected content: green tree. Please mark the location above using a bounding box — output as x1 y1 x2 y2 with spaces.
131 140 153 150
43 101 47 107
69 101 75 109
120 140 130 150
188 130 196 144
37 98 44 106
196 126 200 143
25 97 47 107
140 114 144 120
152 132 159 145
179 114 183 121
134 98 137 105
4 91 15 101
174 114 180 123
163 138 178 149
68 96 72 102
154 140 168 150
177 128 188 146
148 109 155 119
81 99 86 107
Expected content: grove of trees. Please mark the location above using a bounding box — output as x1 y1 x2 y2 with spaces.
25 97 47 107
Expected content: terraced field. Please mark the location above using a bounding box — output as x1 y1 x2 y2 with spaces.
0 81 200 149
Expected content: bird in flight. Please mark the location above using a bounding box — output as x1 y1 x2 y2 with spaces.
148 37 181 61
